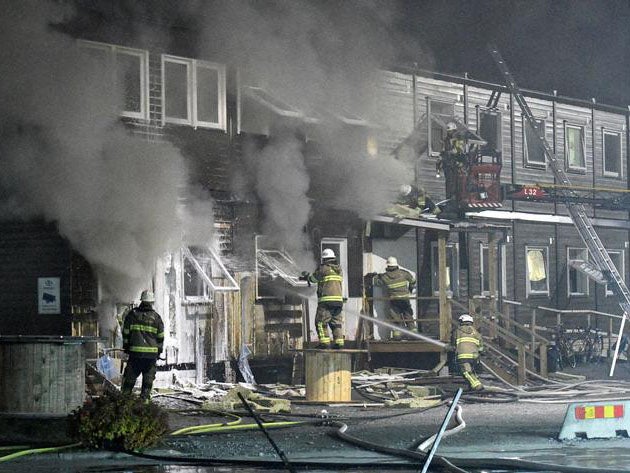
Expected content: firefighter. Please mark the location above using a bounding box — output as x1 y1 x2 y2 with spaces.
450 313 484 391
398 184 441 215
437 121 468 217
300 248 345 349
372 256 417 340
121 290 165 400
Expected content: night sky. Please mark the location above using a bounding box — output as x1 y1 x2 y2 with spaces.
394 0 630 107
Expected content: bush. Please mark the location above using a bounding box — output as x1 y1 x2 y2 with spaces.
68 392 169 451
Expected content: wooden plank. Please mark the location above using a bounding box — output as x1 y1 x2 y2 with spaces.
304 351 352 402
368 341 444 353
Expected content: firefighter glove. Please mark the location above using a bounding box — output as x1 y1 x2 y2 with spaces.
298 271 310 282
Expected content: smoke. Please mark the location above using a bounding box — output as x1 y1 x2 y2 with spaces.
0 1 214 302
192 0 430 255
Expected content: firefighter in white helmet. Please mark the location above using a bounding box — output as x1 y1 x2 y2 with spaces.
450 313 484 391
369 256 417 340
300 248 345 349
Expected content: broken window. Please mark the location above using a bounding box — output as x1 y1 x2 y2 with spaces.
523 117 546 167
427 99 455 156
606 250 625 296
565 124 586 171
526 246 549 296
567 247 589 296
430 242 458 297
478 108 502 154
78 40 148 119
255 236 308 299
162 55 226 130
603 130 622 177
182 246 239 303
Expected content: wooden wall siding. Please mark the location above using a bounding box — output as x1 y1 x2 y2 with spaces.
466 86 513 184
376 71 415 156
0 222 72 335
0 341 85 415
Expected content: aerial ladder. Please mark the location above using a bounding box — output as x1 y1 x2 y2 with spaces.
488 45 630 376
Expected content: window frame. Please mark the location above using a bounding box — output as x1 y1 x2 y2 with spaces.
427 98 455 157
320 237 349 299
78 40 149 120
564 123 586 172
480 243 506 297
476 107 503 155
606 250 625 296
162 54 227 130
567 247 589 297
182 246 213 303
526 245 550 297
603 129 623 178
523 116 547 169
430 241 459 297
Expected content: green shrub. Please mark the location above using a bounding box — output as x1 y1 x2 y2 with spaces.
68 392 168 451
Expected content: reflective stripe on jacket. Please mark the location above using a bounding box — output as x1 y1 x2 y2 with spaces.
122 303 165 359
376 268 416 300
453 324 482 360
309 263 343 303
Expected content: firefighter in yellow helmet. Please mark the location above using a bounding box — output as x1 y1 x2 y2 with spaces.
372 256 417 340
451 313 484 391
300 248 345 349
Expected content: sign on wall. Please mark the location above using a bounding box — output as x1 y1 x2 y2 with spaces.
38 277 60 314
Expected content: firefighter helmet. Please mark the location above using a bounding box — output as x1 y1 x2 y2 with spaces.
386 256 398 267
140 290 155 303
458 314 474 324
399 184 413 196
321 248 336 260
446 121 457 132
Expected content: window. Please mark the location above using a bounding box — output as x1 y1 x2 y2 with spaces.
565 124 586 171
320 238 349 298
523 117 546 167
480 243 507 297
79 40 148 119
431 242 459 296
162 55 226 130
526 246 549 296
427 99 455 156
567 248 589 296
183 246 212 302
478 109 502 154
603 130 622 177
606 250 625 296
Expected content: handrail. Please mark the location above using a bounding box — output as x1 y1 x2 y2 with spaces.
503 299 623 320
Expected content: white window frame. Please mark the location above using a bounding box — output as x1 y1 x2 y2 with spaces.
427 98 455 157
477 107 503 155
567 247 589 297
162 55 227 130
606 250 625 296
78 40 149 120
523 116 547 168
320 237 348 299
430 242 459 297
181 246 239 304
526 246 550 296
603 129 622 178
565 123 586 172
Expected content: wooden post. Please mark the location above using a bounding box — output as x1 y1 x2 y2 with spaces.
488 232 499 325
517 343 526 385
539 342 548 378
529 309 537 370
438 234 452 372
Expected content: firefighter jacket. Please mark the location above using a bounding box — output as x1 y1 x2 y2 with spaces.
308 263 344 304
445 133 465 155
122 302 165 359
452 323 483 361
376 268 416 300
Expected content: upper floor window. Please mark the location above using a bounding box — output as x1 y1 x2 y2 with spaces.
526 246 549 296
427 99 455 157
567 247 589 296
603 130 622 177
162 55 226 130
477 108 502 154
565 124 586 172
431 241 459 297
79 40 148 119
606 250 625 296
523 117 546 168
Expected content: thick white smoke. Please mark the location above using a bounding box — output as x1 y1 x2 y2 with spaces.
0 1 214 302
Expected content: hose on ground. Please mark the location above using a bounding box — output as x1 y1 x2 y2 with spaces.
0 442 82 463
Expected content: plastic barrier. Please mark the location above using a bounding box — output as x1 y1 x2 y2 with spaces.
559 400 629 439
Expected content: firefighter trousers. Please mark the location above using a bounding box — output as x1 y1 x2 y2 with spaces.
122 357 158 399
315 302 344 347
458 360 483 391
388 299 416 336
